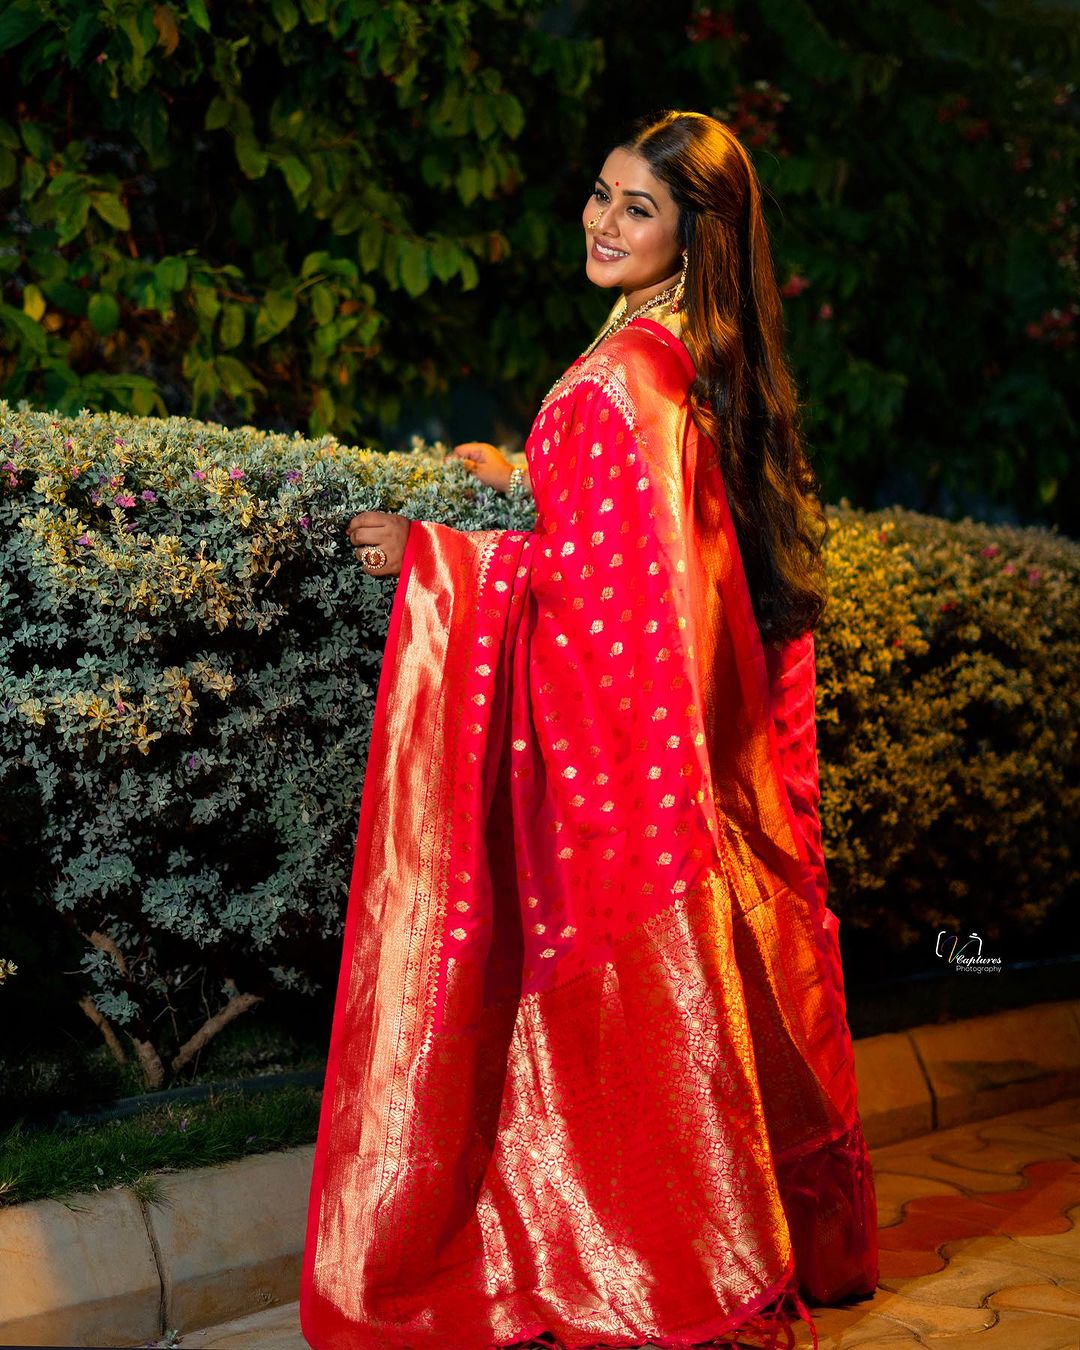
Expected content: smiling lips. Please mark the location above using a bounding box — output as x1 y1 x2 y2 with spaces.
591 239 629 263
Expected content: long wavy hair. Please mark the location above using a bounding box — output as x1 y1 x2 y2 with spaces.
621 110 829 648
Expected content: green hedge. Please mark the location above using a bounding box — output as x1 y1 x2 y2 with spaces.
1 402 1077 1086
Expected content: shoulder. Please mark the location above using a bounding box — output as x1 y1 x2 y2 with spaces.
598 319 695 408
542 321 694 430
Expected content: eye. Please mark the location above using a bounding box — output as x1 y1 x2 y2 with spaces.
593 186 609 203
628 205 650 218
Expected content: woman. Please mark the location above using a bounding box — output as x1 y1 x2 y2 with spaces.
300 110 879 1350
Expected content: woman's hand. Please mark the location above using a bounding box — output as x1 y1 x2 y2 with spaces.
345 511 411 577
451 441 514 493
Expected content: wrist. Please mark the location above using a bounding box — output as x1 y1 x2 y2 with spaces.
506 464 530 500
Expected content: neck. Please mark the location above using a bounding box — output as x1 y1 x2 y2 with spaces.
622 264 683 315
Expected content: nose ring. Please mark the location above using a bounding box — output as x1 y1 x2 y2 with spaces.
587 216 601 230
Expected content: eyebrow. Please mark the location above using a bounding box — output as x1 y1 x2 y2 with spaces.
597 175 659 210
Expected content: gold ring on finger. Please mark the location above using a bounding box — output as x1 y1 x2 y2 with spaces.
360 545 388 572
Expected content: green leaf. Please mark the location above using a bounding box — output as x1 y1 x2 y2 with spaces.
20 120 51 160
235 134 269 179
311 283 335 325
398 240 430 297
0 1 46 55
88 293 120 335
430 238 462 283
155 256 189 292
91 193 131 231
253 288 297 344
0 301 46 354
472 94 496 141
456 164 480 206
280 154 312 199
186 0 211 33
459 254 479 291
66 9 100 65
192 282 221 324
21 158 45 198
216 354 265 397
0 146 15 190
120 11 149 72
496 92 525 140
301 251 331 278
205 95 231 132
55 193 91 245
0 118 18 149
270 0 300 32
219 302 246 349
358 223 383 273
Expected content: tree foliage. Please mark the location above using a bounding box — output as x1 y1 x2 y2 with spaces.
0 0 1077 525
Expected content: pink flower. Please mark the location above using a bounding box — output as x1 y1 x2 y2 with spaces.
228 468 245 480
191 470 206 481
781 274 811 298
817 303 834 320
76 534 92 547
980 544 1000 558
1002 561 1016 575
140 489 157 502
114 493 137 508
1027 568 1042 584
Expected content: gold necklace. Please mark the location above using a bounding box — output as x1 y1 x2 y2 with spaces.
540 284 680 408
577 282 680 362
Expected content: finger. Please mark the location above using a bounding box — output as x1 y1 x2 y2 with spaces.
345 515 389 537
345 511 388 530
354 546 381 564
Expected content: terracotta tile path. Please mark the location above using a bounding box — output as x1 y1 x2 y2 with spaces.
178 1097 1080 1350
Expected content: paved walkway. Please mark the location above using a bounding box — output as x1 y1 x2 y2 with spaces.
178 1097 1080 1350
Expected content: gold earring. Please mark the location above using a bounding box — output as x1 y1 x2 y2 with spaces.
670 251 688 313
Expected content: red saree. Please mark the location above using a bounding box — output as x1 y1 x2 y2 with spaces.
300 318 879 1350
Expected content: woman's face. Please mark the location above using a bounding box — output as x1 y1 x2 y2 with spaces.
582 146 682 299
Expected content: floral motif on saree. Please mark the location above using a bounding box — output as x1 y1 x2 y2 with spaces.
300 318 878 1350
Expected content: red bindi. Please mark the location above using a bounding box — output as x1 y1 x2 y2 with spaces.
615 181 620 186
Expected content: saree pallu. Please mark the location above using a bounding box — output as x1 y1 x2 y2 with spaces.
300 318 879 1350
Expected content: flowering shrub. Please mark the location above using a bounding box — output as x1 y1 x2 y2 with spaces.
0 400 534 1086
1 402 1077 1085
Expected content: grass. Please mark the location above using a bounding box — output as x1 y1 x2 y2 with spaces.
0 1084 321 1208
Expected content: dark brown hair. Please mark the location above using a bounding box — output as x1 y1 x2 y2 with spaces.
622 110 829 648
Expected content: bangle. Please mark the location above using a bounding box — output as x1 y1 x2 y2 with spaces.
508 465 530 501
